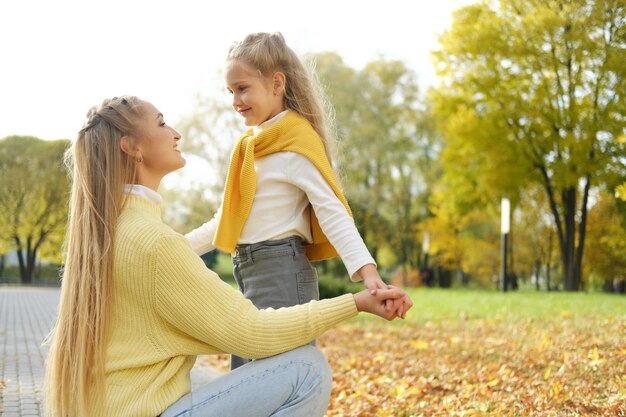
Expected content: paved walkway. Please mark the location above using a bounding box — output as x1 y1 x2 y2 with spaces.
0 287 223 416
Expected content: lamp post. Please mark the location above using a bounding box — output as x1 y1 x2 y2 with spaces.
500 197 510 292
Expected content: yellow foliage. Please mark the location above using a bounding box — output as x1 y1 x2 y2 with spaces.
616 184 626 201
429 0 626 290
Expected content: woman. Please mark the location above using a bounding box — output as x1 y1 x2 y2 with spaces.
44 95 412 417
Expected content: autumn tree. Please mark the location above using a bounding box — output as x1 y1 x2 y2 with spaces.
0 136 70 283
430 0 626 290
584 191 626 290
419 195 503 288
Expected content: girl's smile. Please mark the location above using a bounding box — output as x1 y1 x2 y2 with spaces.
225 59 285 127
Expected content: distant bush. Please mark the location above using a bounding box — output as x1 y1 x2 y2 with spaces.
319 275 361 299
1 264 62 280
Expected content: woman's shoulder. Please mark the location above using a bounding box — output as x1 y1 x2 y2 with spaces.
116 203 181 250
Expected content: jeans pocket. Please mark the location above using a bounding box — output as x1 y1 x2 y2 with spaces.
296 268 319 304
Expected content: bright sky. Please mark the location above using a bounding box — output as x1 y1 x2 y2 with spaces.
0 0 476 141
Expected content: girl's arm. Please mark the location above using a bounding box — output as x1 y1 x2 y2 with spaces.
184 206 221 255
286 153 385 290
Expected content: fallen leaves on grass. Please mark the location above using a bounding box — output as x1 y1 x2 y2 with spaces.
202 315 625 416
319 316 626 417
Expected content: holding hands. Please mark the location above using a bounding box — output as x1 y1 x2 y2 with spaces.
353 285 413 320
357 263 411 319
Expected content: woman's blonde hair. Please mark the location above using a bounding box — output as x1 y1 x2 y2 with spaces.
227 32 337 164
44 96 145 417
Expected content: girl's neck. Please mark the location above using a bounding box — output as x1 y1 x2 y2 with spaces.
253 109 289 135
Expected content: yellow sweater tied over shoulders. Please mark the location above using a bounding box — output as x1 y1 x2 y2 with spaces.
213 110 352 260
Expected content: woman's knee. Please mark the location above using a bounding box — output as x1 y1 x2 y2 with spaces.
286 345 332 395
284 345 330 371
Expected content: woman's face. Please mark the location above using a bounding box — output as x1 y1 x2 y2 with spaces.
225 59 285 126
135 101 186 177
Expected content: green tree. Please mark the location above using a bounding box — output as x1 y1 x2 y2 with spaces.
514 185 559 290
313 52 389 261
0 136 70 283
314 53 438 282
0 238 9 278
430 0 626 290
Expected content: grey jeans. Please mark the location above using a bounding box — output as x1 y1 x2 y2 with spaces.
231 236 320 370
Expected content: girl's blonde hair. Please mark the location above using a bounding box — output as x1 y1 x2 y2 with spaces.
44 96 145 417
227 32 337 164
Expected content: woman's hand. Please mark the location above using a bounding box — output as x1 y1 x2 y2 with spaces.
383 285 413 319
353 286 413 320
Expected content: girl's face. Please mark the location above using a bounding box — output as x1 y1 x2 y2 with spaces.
135 101 186 178
225 59 285 126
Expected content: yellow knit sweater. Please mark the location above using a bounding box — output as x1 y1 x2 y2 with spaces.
213 110 352 260
92 195 357 417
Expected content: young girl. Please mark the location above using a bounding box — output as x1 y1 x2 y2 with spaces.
185 32 391 369
44 95 412 417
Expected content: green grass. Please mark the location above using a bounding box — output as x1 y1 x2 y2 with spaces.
207 256 625 325
352 287 626 324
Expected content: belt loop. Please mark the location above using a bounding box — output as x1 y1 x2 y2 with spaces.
246 244 254 263
290 237 298 259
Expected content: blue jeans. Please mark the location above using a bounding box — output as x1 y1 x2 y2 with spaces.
231 236 319 370
160 345 332 417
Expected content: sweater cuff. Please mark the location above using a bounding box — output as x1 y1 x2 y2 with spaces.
317 293 358 324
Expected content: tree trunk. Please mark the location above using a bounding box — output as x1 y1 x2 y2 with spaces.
534 260 541 291
16 248 31 284
574 176 591 291
562 187 578 291
401 264 408 287
546 229 554 291
27 245 37 281
14 235 37 284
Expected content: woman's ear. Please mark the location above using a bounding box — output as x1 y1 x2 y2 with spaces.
120 136 142 160
272 71 286 95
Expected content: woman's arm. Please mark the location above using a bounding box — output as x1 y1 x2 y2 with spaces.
153 233 410 359
154 233 357 359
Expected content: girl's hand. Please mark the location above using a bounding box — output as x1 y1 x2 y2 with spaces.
358 264 393 310
358 264 388 294
364 274 388 295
